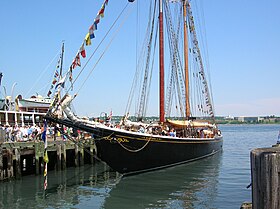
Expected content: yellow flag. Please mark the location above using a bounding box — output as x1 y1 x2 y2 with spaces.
85 33 91 46
44 151 49 164
44 164 48 177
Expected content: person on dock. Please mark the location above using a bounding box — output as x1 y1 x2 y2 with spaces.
277 130 280 144
54 125 59 141
5 125 11 142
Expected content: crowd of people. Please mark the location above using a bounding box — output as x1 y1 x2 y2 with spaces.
1 124 75 142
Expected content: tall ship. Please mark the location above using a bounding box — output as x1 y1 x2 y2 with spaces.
45 0 223 175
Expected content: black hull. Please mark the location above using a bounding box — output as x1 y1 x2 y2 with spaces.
94 128 223 175
45 116 223 175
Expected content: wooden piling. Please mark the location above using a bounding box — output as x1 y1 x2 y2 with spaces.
80 146 84 166
56 144 62 171
35 144 40 175
0 145 3 181
14 148 21 179
7 149 13 179
35 142 44 175
0 137 94 182
75 144 79 167
61 143 66 170
251 147 280 209
90 141 96 164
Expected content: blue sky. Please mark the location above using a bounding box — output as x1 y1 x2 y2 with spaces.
0 0 279 117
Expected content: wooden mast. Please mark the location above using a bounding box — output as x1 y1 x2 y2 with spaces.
57 42 65 101
59 42 65 80
183 0 191 118
159 0 165 122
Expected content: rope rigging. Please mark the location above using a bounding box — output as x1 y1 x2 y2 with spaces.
124 0 216 120
49 3 133 114
60 125 151 154
69 3 132 97
186 1 214 118
25 49 61 98
115 137 152 153
136 0 158 120
48 0 216 124
164 1 186 117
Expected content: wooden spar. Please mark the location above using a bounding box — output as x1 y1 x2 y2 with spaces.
57 42 64 101
159 0 165 122
59 42 65 79
183 0 191 118
183 1 190 118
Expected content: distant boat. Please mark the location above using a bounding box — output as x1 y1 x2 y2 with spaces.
16 94 51 113
0 91 49 126
0 95 48 126
15 43 65 113
0 86 47 126
46 0 223 175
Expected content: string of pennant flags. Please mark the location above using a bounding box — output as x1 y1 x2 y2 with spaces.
48 0 109 96
45 0 111 191
41 120 49 191
68 0 109 86
47 56 62 97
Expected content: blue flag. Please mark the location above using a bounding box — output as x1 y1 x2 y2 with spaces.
41 120 47 147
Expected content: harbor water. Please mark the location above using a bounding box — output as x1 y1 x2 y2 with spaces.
0 124 279 209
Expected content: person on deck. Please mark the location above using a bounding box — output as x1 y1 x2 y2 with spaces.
200 129 205 138
169 128 176 137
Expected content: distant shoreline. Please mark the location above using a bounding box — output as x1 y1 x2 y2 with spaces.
107 115 280 125
216 120 280 125
215 116 280 125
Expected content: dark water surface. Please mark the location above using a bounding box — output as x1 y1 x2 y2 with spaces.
0 124 279 209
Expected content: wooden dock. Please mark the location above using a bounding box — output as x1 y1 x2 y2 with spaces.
241 144 280 209
0 138 96 181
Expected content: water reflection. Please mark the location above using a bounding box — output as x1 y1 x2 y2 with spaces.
0 152 222 209
103 152 222 209
0 162 119 209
